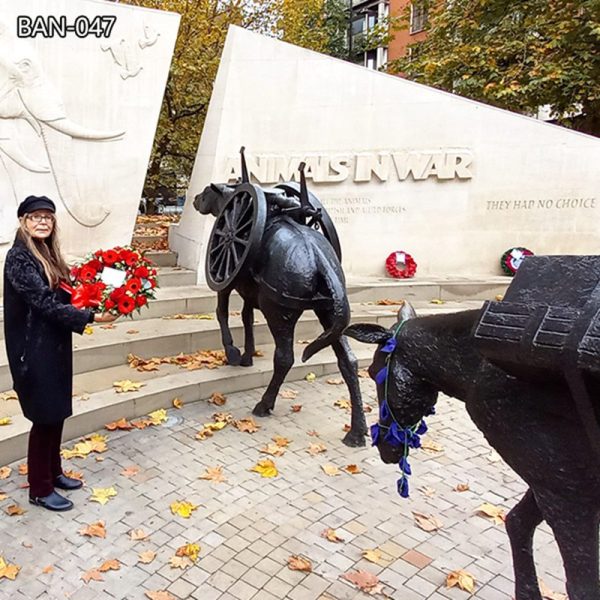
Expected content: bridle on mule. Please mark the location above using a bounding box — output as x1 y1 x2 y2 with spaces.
370 320 435 498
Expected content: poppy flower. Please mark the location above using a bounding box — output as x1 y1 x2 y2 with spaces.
125 278 142 294
125 252 139 267
104 299 116 310
102 250 119 266
136 295 147 307
118 296 136 315
87 259 103 272
110 286 126 302
79 265 98 283
134 266 149 279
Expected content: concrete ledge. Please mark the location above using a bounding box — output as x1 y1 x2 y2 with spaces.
0 342 375 465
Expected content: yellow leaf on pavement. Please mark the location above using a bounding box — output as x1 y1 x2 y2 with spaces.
138 550 157 564
81 568 103 584
287 555 312 572
209 392 227 406
454 483 470 492
341 569 382 594
83 325 94 335
321 464 341 477
362 549 383 564
260 443 286 457
0 556 20 580
250 459 278 478
306 443 327 455
476 502 506 525
172 398 183 409
0 417 11 426
279 389 298 399
105 418 133 431
199 466 226 483
79 521 107 538
446 569 476 593
333 398 351 410
170 500 198 519
148 409 168 425
42 565 53 574
18 463 27 475
145 591 176 600
234 418 260 433
0 467 11 479
421 439 444 454
413 511 443 532
129 529 150 541
113 380 145 393
344 464 361 475
326 378 343 385
169 556 192 569
175 543 200 562
90 487 117 505
291 404 302 412
305 372 316 382
538 578 568 600
321 528 345 543
121 465 140 477
98 559 120 572
272 435 291 447
6 504 25 516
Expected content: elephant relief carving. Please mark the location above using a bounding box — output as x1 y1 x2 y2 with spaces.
100 23 160 79
0 20 126 235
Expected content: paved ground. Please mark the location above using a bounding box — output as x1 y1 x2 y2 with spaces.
0 376 566 600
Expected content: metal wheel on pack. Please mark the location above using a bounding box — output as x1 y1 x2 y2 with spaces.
205 183 267 291
275 182 342 262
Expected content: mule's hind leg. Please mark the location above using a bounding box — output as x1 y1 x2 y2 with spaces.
537 490 600 600
252 304 301 417
239 303 255 367
216 291 241 365
505 489 543 600
316 308 367 447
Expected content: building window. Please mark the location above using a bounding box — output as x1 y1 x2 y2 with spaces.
410 3 428 34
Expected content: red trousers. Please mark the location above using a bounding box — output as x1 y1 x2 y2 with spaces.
28 421 64 498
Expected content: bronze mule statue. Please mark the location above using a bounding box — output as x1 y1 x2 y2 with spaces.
194 174 368 447
346 302 600 600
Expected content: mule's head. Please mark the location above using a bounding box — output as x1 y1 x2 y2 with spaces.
345 303 438 495
193 183 235 217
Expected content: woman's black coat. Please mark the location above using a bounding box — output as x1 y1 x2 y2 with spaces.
3 238 92 424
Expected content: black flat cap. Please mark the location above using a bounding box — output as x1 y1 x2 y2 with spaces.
17 195 56 218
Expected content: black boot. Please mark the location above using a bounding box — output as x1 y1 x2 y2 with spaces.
29 490 73 511
54 473 83 490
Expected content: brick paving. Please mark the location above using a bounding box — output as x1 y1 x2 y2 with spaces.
0 377 566 599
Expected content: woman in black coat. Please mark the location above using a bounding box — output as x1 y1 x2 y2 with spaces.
3 195 116 511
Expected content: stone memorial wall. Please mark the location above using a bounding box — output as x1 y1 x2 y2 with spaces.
0 0 180 290
172 26 600 280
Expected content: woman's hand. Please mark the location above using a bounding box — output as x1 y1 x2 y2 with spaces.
93 312 118 323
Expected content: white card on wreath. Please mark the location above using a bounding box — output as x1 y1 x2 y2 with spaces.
100 267 127 288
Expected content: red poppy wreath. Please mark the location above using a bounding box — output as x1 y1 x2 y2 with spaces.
385 251 417 279
64 247 159 316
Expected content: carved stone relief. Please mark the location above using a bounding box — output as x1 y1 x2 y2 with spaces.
100 22 160 79
0 19 126 236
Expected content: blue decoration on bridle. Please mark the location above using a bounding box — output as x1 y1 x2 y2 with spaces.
370 320 435 498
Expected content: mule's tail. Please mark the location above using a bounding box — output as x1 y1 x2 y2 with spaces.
301 250 350 363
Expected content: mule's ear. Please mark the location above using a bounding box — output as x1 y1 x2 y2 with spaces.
398 302 417 323
344 323 391 345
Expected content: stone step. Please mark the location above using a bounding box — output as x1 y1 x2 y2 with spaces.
0 276 505 343
0 303 411 392
145 250 178 267
0 341 376 465
155 266 196 287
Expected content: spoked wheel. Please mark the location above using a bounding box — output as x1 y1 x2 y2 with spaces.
275 182 342 262
205 183 267 291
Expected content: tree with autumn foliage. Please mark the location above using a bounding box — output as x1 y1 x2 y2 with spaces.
390 0 600 136
119 0 350 210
